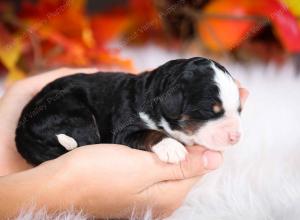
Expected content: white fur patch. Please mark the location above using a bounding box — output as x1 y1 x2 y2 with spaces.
139 112 158 130
193 115 242 151
56 134 78 150
152 137 187 164
211 62 240 114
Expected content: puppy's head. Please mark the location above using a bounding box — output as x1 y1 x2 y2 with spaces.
157 57 241 151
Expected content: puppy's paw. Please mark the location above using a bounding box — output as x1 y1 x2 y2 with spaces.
152 138 187 164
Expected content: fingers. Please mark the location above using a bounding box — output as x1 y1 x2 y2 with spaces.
4 67 100 103
149 146 223 182
239 87 249 108
0 67 101 138
18 67 100 93
235 79 249 109
139 148 222 218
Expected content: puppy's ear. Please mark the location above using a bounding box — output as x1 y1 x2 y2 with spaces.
159 87 183 119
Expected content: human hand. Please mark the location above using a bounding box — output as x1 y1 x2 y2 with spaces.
0 142 223 219
236 79 249 109
35 143 223 219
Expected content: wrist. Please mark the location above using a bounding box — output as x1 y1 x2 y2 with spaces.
0 156 81 218
37 157 84 212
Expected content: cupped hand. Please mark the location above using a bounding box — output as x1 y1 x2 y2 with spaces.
50 143 222 219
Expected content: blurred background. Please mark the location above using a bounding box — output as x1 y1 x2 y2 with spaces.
1 1 300 219
0 0 299 86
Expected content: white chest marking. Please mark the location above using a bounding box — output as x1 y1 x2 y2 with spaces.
139 112 158 130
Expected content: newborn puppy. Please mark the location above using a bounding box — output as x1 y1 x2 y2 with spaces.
16 57 242 165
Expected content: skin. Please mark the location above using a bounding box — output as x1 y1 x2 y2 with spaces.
0 68 249 219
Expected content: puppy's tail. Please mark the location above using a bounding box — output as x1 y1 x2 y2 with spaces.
16 111 101 166
15 131 70 165
56 134 78 150
15 101 101 165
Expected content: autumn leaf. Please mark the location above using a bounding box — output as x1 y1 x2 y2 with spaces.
90 11 130 46
1 0 136 78
197 0 256 51
283 0 300 16
245 0 300 52
0 38 26 82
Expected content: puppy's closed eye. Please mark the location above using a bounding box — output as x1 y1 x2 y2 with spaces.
238 106 242 114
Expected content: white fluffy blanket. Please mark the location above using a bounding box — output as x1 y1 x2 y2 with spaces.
168 60 300 220
10 45 300 219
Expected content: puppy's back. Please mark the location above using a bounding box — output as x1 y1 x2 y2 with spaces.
15 72 136 165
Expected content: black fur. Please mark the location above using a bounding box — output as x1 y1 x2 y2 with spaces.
15 57 230 165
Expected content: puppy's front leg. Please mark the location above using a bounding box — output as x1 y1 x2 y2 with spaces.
116 129 187 164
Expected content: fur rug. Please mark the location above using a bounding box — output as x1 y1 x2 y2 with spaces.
5 45 300 219
124 45 300 220
168 59 300 220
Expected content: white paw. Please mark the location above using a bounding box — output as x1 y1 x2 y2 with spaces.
152 138 187 164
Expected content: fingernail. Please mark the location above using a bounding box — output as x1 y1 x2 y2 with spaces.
203 151 223 170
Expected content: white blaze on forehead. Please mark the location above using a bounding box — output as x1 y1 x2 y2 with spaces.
211 62 240 113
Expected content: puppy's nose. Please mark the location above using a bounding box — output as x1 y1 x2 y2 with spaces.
228 131 241 145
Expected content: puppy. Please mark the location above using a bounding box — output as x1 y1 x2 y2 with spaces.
15 57 242 165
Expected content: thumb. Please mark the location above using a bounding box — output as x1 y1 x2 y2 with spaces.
154 147 223 181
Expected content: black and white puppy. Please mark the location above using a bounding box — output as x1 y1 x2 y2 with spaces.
16 57 242 165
